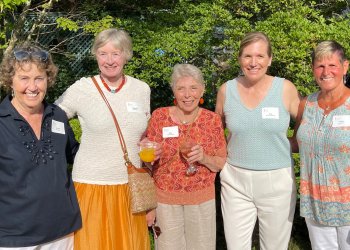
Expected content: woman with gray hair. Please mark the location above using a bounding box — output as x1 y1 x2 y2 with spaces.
146 63 227 250
55 28 152 249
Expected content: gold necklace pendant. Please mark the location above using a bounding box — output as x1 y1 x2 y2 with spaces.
176 106 199 125
319 91 345 113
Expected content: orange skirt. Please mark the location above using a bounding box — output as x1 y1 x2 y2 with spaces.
73 182 150 250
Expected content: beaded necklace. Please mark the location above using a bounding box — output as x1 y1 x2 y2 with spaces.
100 75 126 93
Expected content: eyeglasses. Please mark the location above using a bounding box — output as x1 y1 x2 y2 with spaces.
13 49 49 62
150 224 161 239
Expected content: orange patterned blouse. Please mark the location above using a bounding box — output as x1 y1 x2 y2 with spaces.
147 107 227 205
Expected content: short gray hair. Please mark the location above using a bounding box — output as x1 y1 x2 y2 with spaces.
91 28 133 62
311 40 347 65
170 64 205 89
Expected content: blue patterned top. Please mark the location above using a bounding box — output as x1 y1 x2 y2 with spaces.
297 92 350 226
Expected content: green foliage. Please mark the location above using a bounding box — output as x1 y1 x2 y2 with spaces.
1 1 348 247
56 17 79 31
1 0 349 105
69 118 82 142
0 0 28 12
0 0 27 50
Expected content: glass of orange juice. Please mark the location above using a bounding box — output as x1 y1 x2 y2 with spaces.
139 141 157 162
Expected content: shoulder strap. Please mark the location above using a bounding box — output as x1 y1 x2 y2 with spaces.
91 76 132 166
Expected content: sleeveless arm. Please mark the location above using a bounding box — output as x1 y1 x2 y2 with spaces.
289 97 307 153
215 83 227 128
283 79 301 120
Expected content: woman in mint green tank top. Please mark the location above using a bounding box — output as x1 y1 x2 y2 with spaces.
294 41 350 250
215 31 300 250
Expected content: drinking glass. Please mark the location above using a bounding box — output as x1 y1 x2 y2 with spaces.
179 139 197 176
139 141 157 162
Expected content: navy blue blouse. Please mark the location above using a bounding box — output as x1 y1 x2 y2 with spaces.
0 96 81 247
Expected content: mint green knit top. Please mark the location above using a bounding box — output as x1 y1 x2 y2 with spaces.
224 77 293 170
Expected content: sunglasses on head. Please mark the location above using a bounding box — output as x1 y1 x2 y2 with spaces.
150 224 161 239
13 49 49 62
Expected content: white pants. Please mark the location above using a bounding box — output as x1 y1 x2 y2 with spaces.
220 163 296 250
0 233 74 250
306 218 350 250
155 200 216 250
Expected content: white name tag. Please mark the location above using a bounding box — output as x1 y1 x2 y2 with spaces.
51 120 65 134
162 126 179 138
332 115 350 127
262 107 279 119
126 102 142 113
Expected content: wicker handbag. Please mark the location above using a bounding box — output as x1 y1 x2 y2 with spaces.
92 76 157 214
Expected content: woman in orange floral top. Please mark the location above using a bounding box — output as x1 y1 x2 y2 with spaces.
146 64 226 250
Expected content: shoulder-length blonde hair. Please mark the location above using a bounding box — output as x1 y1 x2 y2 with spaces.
238 31 272 58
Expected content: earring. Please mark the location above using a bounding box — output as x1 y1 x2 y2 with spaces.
11 89 14 97
199 97 204 105
173 98 177 106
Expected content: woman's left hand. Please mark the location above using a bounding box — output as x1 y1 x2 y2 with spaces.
153 142 162 162
187 144 226 173
146 209 156 227
187 144 205 164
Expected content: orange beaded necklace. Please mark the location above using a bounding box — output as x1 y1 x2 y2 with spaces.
100 75 126 93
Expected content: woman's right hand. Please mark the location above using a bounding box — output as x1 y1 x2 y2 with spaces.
139 138 162 164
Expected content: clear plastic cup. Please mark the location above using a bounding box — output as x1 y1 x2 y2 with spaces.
139 141 157 162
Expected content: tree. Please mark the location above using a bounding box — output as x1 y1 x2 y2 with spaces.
0 1 348 248
0 0 349 105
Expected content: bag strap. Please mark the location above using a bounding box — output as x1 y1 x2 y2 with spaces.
91 76 132 166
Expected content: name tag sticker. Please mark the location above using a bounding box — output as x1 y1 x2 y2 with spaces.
162 126 179 138
332 115 350 127
52 120 65 134
262 107 279 119
126 102 142 113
